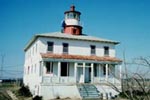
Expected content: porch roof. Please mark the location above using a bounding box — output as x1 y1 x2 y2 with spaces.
41 53 122 64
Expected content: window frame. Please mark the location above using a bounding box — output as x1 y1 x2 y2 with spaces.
104 46 109 56
63 43 69 54
90 45 96 55
45 62 53 74
47 41 54 52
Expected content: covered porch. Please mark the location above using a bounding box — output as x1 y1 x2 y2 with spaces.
40 61 121 84
39 53 122 85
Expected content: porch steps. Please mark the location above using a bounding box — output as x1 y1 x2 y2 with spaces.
77 84 100 100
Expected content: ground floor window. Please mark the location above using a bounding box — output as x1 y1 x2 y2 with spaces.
61 62 69 76
46 62 53 74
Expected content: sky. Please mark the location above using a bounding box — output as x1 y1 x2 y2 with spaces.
0 0 150 79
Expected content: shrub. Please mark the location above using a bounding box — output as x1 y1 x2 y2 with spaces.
119 91 130 98
18 85 32 97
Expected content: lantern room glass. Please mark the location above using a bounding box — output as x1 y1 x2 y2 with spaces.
65 12 80 20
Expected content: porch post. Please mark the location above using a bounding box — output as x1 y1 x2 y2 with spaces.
74 62 77 82
83 62 85 83
99 64 101 78
105 64 108 81
58 62 61 77
40 61 44 76
91 63 94 83
39 61 44 83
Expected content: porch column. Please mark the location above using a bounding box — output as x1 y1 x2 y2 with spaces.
39 61 44 83
91 63 94 83
74 63 77 82
105 64 108 81
83 62 85 83
58 62 61 77
39 61 44 76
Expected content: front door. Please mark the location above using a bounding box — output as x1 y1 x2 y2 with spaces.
85 67 91 83
77 67 83 83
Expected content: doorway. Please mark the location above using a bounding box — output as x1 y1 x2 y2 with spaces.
77 67 83 83
85 67 91 83
61 62 69 76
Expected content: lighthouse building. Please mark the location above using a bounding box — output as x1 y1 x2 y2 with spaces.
23 5 122 100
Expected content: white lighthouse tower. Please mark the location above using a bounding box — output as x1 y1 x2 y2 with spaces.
62 5 82 35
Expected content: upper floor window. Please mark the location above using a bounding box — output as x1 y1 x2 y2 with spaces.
47 42 54 52
91 45 96 55
104 46 109 56
63 43 69 54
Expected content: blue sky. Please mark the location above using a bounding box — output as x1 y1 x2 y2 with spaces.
0 0 150 78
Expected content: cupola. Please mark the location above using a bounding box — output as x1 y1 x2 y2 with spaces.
62 5 82 35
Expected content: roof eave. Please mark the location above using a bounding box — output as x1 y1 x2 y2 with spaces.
34 34 120 45
42 58 122 64
24 33 120 51
24 35 38 51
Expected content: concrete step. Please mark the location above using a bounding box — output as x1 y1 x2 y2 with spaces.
77 84 100 99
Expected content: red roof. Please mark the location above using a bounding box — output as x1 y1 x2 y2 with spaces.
41 53 122 63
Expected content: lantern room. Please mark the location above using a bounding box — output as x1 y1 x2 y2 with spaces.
62 5 82 35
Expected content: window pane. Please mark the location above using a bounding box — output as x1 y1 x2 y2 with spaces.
46 62 53 74
46 62 50 73
104 46 109 56
91 45 96 55
63 43 68 54
47 42 53 52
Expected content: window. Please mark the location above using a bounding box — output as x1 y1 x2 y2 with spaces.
104 46 109 56
91 45 96 55
63 43 69 54
46 62 53 74
66 13 79 20
73 29 76 34
47 42 54 52
68 12 74 19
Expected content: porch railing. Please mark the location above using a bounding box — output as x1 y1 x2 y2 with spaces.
41 76 76 84
41 76 121 85
93 77 121 85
